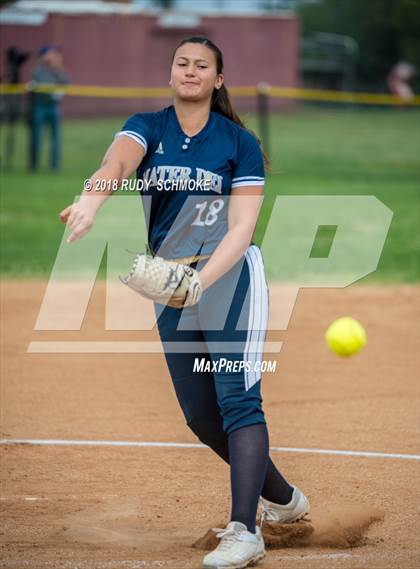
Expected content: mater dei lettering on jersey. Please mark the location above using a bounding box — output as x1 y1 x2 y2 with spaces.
141 165 224 193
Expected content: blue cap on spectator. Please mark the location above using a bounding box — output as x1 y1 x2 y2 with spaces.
38 45 59 56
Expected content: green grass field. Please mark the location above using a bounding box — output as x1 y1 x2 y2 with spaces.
1 107 418 282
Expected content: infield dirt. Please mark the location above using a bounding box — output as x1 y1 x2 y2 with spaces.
1 281 419 569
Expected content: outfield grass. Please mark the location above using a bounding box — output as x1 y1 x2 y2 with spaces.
1 107 418 282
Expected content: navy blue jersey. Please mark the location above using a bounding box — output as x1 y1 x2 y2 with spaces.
116 105 264 259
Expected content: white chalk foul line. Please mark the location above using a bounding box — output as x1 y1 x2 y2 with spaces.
0 438 419 460
0 562 186 568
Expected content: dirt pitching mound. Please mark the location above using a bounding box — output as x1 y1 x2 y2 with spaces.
306 505 384 548
192 505 384 550
57 499 146 548
56 498 192 552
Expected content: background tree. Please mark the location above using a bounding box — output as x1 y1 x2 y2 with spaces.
298 0 420 90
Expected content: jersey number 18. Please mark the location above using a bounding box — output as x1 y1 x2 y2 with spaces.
191 199 225 227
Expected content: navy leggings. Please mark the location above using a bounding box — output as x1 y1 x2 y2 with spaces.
154 244 269 437
154 245 295 515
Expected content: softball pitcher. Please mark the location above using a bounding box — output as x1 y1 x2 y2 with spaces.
60 36 309 569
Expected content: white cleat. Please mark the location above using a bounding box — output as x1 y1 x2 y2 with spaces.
202 521 265 569
259 486 310 525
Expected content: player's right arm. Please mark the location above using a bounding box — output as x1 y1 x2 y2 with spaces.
60 135 144 243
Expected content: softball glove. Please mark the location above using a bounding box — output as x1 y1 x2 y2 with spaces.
120 253 203 309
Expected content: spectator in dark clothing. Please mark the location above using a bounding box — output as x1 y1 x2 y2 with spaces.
29 45 69 170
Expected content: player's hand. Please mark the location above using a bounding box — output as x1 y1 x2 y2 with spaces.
59 201 97 243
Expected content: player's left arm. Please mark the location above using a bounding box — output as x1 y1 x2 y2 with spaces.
198 127 265 291
198 185 263 291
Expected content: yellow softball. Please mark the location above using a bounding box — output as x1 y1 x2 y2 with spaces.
325 317 367 357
